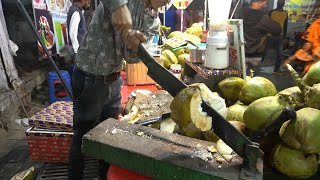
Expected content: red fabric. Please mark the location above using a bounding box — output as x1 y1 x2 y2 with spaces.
107 165 153 180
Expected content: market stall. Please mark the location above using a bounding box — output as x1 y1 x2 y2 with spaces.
17 0 320 179
81 0 320 179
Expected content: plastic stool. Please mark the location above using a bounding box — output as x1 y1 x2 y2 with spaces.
48 70 72 104
107 165 153 180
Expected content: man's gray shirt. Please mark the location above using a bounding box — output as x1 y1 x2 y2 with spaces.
76 0 158 75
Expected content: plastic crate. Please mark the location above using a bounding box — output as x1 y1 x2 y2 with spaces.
26 127 73 163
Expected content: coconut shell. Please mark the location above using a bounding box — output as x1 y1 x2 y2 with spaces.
279 107 320 154
170 83 227 132
305 84 320 109
239 77 277 105
277 86 305 110
271 144 319 179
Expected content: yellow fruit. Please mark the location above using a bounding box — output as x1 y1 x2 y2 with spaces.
168 31 183 39
186 23 203 38
173 48 187 57
177 54 189 68
183 33 201 45
162 50 178 68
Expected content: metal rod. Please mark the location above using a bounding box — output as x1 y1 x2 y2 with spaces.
230 0 241 19
16 0 73 100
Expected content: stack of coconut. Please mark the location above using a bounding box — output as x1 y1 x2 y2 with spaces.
163 62 320 179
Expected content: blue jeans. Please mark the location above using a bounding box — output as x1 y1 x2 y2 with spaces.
263 35 284 72
68 67 122 180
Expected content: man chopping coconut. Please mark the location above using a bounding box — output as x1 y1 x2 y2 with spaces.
68 0 169 179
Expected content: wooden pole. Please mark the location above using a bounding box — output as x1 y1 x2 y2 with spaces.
204 0 207 30
0 0 20 90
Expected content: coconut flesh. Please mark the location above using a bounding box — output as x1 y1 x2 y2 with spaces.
170 83 227 135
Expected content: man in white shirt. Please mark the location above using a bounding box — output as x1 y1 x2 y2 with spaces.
67 0 91 57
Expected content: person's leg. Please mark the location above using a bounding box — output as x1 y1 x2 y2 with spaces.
96 78 123 180
261 36 273 63
274 37 284 72
68 68 115 180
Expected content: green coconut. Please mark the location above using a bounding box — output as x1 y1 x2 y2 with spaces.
287 64 320 109
271 144 319 179
302 61 320 86
218 77 246 101
243 96 288 132
279 107 320 154
239 77 277 105
277 86 305 110
226 103 248 122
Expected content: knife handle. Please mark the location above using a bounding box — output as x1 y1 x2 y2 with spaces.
249 106 296 143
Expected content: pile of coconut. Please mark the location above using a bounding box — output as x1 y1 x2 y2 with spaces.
166 62 320 179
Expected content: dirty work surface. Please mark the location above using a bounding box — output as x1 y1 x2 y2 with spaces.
83 119 243 180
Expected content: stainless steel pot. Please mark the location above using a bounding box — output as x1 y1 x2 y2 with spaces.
187 40 206 63
189 48 206 63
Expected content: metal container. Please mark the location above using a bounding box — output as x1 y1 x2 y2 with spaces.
189 48 206 63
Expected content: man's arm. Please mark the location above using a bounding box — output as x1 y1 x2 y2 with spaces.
100 0 128 12
256 15 282 36
69 12 81 53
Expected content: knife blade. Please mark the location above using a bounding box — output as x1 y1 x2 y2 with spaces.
137 44 187 97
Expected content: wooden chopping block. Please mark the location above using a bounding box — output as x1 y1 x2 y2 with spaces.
82 119 243 180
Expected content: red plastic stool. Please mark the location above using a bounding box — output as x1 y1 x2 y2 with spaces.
107 165 153 180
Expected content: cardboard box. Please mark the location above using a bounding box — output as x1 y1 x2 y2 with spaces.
126 57 163 85
26 127 73 163
28 101 73 131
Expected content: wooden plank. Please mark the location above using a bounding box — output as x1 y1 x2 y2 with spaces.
0 45 9 90
0 1 21 89
83 119 243 180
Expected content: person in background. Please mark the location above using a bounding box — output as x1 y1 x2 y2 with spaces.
237 0 281 68
263 0 288 75
68 0 169 180
283 18 320 75
67 0 91 59
163 5 176 32
175 9 190 31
